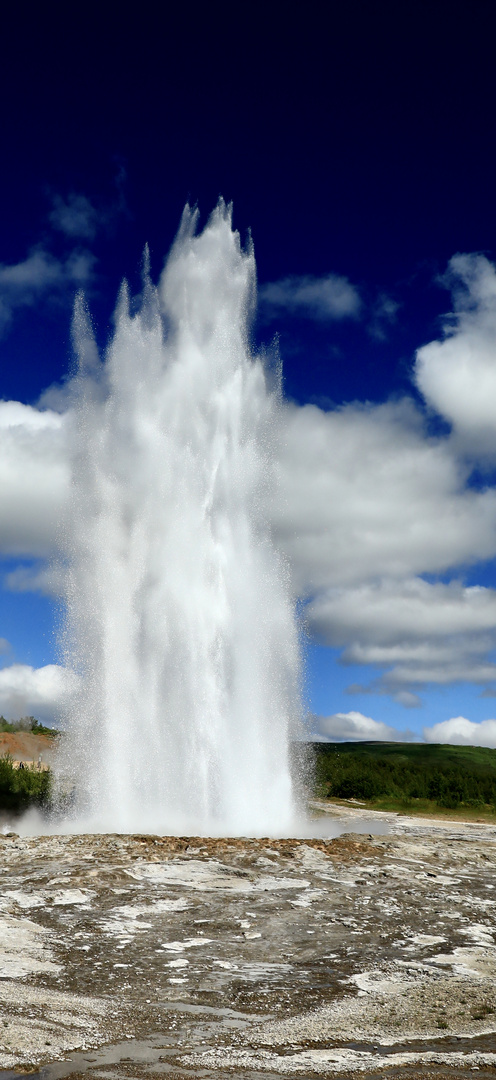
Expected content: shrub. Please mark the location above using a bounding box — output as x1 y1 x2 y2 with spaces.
0 754 51 813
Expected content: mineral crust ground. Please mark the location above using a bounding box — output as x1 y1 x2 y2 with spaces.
1 810 496 1080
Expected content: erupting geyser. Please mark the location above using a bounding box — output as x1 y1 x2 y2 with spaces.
59 202 301 835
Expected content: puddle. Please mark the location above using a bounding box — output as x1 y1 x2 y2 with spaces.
300 816 391 838
5 1030 496 1080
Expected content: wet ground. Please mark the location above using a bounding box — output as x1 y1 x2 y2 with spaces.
1 810 496 1078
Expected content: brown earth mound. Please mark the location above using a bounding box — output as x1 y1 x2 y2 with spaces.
0 731 57 766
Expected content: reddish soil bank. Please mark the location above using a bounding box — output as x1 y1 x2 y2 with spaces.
0 731 57 765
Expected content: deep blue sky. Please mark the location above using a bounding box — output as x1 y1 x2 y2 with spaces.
2 2 495 405
2 3 496 739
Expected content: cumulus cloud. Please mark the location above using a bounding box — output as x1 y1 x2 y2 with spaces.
273 398 496 594
0 401 69 556
309 578 496 646
270 394 496 700
415 253 496 457
0 664 79 724
306 578 496 691
313 711 496 747
311 709 413 741
423 716 496 748
0 248 95 336
259 273 361 321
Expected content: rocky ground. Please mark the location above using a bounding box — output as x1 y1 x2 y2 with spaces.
1 811 496 1079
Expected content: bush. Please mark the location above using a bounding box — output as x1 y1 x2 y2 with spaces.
0 754 51 813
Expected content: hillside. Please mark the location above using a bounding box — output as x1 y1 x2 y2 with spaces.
312 740 496 815
0 731 57 768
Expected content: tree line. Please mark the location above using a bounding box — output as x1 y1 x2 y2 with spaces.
313 741 496 811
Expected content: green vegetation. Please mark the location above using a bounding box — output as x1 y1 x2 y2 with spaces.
0 715 58 737
0 715 57 814
312 741 496 815
0 755 52 814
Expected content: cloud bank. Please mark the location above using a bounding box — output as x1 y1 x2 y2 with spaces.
311 710 413 742
0 401 69 556
423 716 496 748
0 664 79 724
274 398 496 593
306 578 496 697
312 711 496 748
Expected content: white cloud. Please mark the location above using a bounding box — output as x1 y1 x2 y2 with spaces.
311 710 412 741
49 193 100 240
0 250 93 291
3 563 64 597
314 711 496 747
423 716 496 748
306 578 496 690
0 664 79 723
415 253 496 458
0 402 69 556
259 273 361 321
271 396 496 698
0 249 95 336
308 578 496 646
273 399 496 594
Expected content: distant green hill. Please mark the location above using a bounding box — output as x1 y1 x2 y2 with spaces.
311 741 496 815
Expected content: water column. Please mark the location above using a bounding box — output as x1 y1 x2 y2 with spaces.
59 202 301 834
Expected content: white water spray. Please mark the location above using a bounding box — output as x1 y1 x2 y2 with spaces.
59 203 301 834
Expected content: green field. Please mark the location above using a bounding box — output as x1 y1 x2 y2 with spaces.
311 741 496 817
